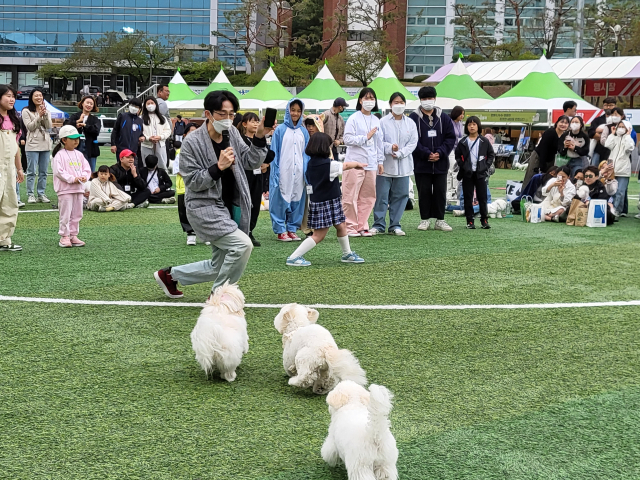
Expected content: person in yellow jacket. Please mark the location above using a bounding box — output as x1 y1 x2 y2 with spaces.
172 123 199 245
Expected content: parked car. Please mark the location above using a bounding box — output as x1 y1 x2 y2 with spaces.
103 89 128 106
97 116 117 146
17 86 51 101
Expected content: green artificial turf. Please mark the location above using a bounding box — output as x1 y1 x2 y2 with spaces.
3 154 640 478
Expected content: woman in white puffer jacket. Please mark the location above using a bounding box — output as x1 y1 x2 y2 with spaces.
604 120 635 217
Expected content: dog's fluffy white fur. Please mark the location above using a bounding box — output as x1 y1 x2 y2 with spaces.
274 303 367 394
321 381 398 480
190 282 248 382
487 198 508 218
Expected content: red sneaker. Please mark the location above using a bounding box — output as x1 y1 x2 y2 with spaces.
277 233 292 242
154 268 184 298
287 232 301 241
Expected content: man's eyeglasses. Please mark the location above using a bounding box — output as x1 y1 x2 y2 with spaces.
213 111 236 119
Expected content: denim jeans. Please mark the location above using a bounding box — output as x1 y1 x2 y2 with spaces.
372 175 410 231
26 150 50 196
612 176 629 215
590 152 600 167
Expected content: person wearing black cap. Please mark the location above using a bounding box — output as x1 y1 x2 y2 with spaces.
110 98 145 162
409 86 456 232
323 97 347 160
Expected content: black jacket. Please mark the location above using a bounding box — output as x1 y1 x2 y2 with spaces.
65 112 101 158
174 120 186 136
138 167 173 192
455 135 495 179
111 112 144 153
587 181 615 225
110 163 147 193
409 107 457 175
587 114 610 158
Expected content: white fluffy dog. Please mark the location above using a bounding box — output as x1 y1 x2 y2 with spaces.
322 381 398 480
487 198 508 218
274 303 367 394
190 282 248 382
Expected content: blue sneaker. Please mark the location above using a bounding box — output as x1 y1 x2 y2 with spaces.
286 256 311 267
341 251 365 263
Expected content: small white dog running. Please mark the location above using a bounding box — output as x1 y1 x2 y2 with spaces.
190 282 248 382
274 303 367 394
322 380 398 480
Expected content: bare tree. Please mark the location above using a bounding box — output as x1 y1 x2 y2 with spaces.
583 0 640 57
345 41 389 86
504 0 535 43
449 3 495 57
527 0 574 58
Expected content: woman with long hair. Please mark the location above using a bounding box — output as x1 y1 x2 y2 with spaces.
0 85 25 251
21 87 52 204
64 95 102 172
522 115 569 189
140 96 171 169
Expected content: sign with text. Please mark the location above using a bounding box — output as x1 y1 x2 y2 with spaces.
551 109 600 125
465 110 547 124
584 79 640 97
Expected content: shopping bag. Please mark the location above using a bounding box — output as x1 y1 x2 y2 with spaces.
555 155 570 167
565 199 583 226
575 204 589 226
587 199 607 227
506 180 522 202
520 195 533 221
529 204 544 223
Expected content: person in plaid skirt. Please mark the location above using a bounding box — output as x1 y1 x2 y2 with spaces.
286 133 367 267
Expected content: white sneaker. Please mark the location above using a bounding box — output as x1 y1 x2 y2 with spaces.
161 197 176 204
635 214 640 220
27 195 37 204
135 200 150 208
435 220 453 231
17 200 25 208
348 232 361 237
452 210 465 217
186 234 197 246
417 220 430 231
359 230 373 237
390 228 406 236
369 227 383 235
38 194 50 203
620 213 628 217
98 205 107 212
125 203 135 209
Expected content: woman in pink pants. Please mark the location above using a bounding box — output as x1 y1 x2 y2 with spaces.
342 87 384 237
51 125 92 247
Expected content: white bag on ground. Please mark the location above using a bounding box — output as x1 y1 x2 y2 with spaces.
529 204 545 223
587 199 607 228
506 180 522 202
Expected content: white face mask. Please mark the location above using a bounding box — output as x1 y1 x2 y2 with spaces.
610 115 621 124
146 104 156 113
213 118 232 134
617 127 627 136
129 106 139 115
421 100 435 110
570 123 581 133
362 100 376 111
391 104 406 115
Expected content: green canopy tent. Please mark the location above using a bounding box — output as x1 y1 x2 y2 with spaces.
357 61 417 109
297 63 352 111
166 70 196 108
196 67 242 99
431 59 493 109
240 66 292 109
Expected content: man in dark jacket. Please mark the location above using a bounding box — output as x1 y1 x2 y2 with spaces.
110 149 150 207
110 98 145 162
587 96 617 166
174 115 186 142
409 86 456 231
138 154 176 204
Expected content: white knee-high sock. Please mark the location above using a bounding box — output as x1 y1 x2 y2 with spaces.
290 237 316 258
337 235 351 255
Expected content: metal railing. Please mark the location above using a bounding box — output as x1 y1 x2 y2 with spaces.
116 84 159 114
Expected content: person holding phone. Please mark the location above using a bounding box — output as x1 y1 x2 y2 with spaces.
154 90 274 300
558 115 589 178
604 120 634 218
21 87 52 204
539 165 575 222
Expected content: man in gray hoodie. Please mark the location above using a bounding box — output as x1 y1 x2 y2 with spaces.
154 91 275 299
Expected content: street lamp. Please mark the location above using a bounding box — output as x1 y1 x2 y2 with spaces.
146 40 156 88
610 24 621 57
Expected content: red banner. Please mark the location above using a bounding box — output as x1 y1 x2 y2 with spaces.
584 79 640 97
552 109 600 125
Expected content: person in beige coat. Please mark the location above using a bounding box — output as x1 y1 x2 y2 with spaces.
87 165 132 212
21 88 52 204
140 97 172 169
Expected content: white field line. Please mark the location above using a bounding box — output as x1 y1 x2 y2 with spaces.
19 206 178 213
1 295 640 310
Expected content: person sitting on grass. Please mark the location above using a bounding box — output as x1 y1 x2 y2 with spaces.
286 132 367 267
575 165 615 225
88 165 133 211
139 154 175 204
540 165 575 222
110 149 150 208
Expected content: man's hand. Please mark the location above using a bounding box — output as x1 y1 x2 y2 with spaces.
260 163 269 174
378 164 384 175
139 136 145 143
130 164 138 177
334 139 341 147
428 153 439 162
367 127 378 140
110 146 117 154
152 187 160 194
16 170 24 183
256 117 276 138
218 147 235 170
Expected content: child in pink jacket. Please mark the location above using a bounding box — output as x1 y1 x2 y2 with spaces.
52 125 92 247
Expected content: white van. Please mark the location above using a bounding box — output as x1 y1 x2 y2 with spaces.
97 116 117 145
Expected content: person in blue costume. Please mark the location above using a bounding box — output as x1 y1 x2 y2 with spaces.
268 98 310 242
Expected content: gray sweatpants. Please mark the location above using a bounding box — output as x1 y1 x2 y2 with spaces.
171 229 253 292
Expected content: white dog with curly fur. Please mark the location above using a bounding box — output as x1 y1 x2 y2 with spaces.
322 380 398 480
274 303 367 394
190 282 248 382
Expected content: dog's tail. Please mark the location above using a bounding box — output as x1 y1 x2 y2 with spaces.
191 322 225 376
366 384 394 437
325 348 367 386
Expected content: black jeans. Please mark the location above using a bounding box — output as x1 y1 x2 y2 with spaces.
149 189 176 203
177 194 194 234
130 189 151 206
414 172 447 220
461 172 488 223
244 169 263 233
